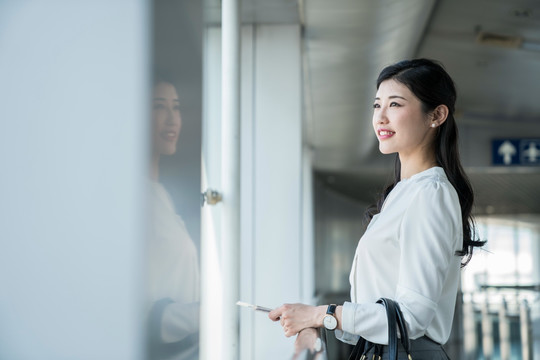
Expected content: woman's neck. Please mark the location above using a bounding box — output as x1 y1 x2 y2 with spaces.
151 154 160 181
399 152 438 180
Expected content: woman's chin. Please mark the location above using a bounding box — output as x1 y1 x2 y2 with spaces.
160 146 177 156
378 146 395 155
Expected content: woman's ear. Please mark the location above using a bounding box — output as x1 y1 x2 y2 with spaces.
430 105 449 127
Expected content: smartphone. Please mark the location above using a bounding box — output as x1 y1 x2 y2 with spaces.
236 301 272 313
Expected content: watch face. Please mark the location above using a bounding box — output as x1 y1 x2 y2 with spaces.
323 315 337 330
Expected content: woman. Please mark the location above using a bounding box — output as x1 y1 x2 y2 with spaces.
147 77 200 360
269 59 483 359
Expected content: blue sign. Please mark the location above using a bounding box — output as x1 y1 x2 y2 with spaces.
492 139 540 166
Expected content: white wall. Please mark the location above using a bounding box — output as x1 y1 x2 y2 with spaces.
202 24 312 360
0 2 149 359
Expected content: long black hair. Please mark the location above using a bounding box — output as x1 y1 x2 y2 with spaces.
365 58 484 266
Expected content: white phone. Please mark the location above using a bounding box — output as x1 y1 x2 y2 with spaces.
236 301 272 313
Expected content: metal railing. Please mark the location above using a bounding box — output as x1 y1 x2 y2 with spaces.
463 286 539 360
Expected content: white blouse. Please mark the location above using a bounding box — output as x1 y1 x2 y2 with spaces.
336 167 462 345
147 181 200 344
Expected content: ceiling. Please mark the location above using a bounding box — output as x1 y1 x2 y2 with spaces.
302 0 540 217
205 0 540 217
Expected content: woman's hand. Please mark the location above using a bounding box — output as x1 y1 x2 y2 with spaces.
268 303 326 337
293 327 321 356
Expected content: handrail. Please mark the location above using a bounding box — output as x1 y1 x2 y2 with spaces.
480 283 540 291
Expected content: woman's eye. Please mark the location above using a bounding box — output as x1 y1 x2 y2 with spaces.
389 102 400 107
373 103 380 109
153 103 165 110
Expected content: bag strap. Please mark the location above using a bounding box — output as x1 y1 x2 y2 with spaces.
379 298 412 360
348 336 366 360
347 298 412 360
394 300 412 356
377 298 398 360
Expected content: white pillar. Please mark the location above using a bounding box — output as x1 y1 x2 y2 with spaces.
202 24 304 360
221 0 241 358
251 25 303 359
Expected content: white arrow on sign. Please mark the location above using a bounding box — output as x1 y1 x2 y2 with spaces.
523 142 540 162
498 140 516 165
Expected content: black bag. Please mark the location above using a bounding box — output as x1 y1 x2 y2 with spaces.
348 298 412 360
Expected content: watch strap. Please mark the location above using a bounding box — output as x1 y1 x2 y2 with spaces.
326 304 337 315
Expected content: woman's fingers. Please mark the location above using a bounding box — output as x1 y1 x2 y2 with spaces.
270 303 319 337
268 306 283 321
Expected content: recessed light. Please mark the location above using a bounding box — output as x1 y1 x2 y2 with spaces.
477 32 522 48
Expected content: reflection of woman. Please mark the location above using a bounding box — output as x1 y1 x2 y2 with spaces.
147 78 199 360
270 59 483 359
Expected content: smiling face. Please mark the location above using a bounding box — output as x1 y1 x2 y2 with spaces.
152 81 181 156
372 79 436 160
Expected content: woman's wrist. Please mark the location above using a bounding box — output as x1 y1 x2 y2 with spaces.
298 327 317 335
335 305 343 330
317 304 343 331
314 305 327 327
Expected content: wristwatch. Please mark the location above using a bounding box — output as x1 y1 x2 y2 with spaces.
323 304 338 331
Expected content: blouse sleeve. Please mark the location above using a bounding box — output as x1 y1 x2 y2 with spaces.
338 179 462 344
395 180 462 339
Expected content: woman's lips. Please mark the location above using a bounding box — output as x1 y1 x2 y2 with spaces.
160 131 178 141
377 129 395 139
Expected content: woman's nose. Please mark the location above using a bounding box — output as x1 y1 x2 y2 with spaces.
374 108 388 124
166 108 181 126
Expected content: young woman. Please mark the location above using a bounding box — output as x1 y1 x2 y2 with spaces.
147 78 200 360
269 59 483 359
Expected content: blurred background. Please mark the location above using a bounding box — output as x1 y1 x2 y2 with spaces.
1 0 539 359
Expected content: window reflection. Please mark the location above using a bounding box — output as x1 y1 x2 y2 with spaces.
146 77 200 360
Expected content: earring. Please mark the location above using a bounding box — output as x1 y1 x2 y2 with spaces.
431 123 436 128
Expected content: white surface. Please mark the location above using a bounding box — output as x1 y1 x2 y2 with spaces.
202 24 308 360
252 25 303 360
201 26 223 360
0 1 149 359
220 1 242 359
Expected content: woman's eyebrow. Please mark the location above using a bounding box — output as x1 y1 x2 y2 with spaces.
152 97 180 103
389 95 407 100
374 95 407 101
